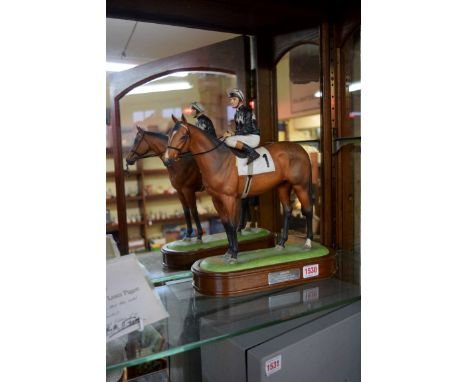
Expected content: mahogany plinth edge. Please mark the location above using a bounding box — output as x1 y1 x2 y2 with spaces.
191 251 337 296
161 233 275 270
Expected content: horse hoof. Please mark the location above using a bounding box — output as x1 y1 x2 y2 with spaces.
196 238 203 243
275 244 285 250
226 257 238 264
304 238 312 249
182 237 192 242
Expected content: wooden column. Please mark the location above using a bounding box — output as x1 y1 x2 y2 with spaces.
110 100 129 255
254 34 281 236
320 22 335 248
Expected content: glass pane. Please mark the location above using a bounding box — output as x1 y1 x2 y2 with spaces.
336 27 361 286
336 143 361 285
118 71 237 252
276 44 321 142
106 275 360 372
353 145 361 255
136 251 192 284
275 44 322 242
342 28 361 138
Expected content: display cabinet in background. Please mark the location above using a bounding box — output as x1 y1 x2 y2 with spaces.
106 148 219 252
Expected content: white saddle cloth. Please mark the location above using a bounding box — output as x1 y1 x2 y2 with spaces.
236 147 276 176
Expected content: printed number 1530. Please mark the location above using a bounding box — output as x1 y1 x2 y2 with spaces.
303 264 319 278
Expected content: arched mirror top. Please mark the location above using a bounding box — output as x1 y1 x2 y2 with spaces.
275 43 321 142
273 28 319 64
119 70 238 148
114 68 237 101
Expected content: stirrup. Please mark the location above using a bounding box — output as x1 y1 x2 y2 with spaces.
246 152 259 165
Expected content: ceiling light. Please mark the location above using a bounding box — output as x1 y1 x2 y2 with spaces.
106 62 137 72
314 91 322 98
169 72 189 77
157 72 189 81
349 82 361 92
128 81 192 95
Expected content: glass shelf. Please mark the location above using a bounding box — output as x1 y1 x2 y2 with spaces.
136 251 192 284
106 276 360 372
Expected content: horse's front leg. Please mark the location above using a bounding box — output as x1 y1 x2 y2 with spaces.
177 192 193 241
212 195 240 263
221 195 240 262
184 188 203 242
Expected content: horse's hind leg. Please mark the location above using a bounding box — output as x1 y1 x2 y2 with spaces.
177 192 193 241
185 190 203 242
277 183 293 249
237 198 251 233
244 197 253 230
293 184 313 249
191 207 203 242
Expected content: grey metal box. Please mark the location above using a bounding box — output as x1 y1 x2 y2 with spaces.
201 301 360 382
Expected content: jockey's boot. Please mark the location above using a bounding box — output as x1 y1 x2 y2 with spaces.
243 143 260 164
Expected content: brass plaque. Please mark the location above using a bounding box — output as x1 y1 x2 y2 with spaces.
268 268 300 285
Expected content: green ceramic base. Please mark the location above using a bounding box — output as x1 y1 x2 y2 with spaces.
199 242 329 273
165 228 271 252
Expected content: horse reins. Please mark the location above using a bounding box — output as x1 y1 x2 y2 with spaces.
166 122 227 159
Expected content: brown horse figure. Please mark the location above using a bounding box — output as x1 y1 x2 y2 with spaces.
165 115 315 263
126 126 205 242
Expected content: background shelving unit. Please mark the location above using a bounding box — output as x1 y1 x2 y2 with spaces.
106 150 218 252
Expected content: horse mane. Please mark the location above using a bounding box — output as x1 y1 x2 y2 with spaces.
175 120 227 149
145 131 169 142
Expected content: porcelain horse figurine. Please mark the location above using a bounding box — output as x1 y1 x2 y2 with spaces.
165 116 315 263
126 126 205 242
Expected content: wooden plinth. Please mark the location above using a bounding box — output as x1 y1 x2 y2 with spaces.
192 246 337 296
161 229 275 270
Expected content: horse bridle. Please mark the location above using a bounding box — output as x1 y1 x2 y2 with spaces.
125 130 165 173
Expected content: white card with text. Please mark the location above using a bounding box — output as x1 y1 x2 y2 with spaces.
106 254 169 342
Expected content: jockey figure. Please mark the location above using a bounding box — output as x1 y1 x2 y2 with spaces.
190 101 216 138
224 88 260 165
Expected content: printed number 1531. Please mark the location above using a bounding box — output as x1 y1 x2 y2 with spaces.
265 355 282 376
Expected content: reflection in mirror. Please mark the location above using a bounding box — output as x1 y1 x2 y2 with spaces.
275 44 321 242
342 28 361 138
121 71 236 146
276 44 321 142
117 71 237 252
341 27 361 257
336 27 360 287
